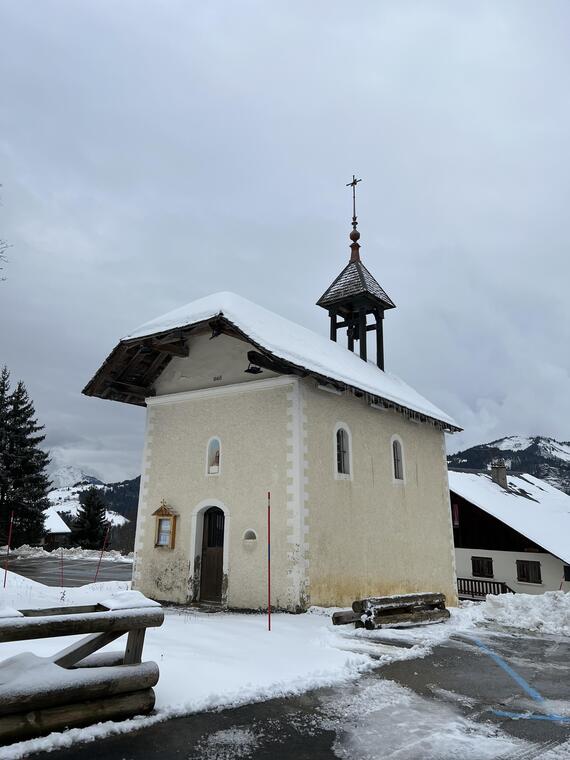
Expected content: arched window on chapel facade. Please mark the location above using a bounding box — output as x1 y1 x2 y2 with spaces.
207 437 221 475
336 426 351 477
392 437 404 481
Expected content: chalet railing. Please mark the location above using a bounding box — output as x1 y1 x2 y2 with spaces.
457 577 515 599
0 592 164 743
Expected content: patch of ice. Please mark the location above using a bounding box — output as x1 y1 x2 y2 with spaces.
194 727 261 760
321 678 528 760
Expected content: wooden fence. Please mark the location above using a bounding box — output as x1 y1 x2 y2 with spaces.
0 599 164 743
456 577 515 600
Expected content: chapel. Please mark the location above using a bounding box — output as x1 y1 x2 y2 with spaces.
84 188 460 610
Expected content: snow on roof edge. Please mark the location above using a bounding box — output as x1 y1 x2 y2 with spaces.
123 291 460 430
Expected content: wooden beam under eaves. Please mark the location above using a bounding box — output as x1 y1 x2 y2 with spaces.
144 339 188 358
109 380 155 397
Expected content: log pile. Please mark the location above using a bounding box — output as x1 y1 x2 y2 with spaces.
332 592 450 630
0 594 164 743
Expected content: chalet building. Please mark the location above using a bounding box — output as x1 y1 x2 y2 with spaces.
42 507 72 549
84 202 460 610
449 461 570 598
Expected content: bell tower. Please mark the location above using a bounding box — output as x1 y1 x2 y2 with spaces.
316 176 395 370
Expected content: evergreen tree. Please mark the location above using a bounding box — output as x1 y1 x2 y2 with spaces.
0 370 49 545
72 487 109 549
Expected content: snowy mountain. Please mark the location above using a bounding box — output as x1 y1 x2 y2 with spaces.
448 435 570 495
48 465 102 490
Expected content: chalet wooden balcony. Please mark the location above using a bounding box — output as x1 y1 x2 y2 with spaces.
457 577 515 600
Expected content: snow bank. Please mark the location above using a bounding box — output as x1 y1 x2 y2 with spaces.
11 545 133 562
480 591 570 636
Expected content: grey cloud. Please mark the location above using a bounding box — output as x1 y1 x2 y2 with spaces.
1 1 569 479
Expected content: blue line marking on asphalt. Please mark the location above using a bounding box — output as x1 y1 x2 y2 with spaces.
471 637 545 704
492 710 570 724
470 637 570 726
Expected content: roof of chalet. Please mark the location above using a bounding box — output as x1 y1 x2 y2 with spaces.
44 506 72 535
317 259 395 311
83 291 459 430
448 470 570 564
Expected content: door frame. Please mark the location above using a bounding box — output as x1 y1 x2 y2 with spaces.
190 499 230 604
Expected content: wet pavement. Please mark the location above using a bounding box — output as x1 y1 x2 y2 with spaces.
8 556 132 587
36 628 570 760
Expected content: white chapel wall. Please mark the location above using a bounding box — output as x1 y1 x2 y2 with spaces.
132 377 300 609
153 331 278 396
301 379 458 607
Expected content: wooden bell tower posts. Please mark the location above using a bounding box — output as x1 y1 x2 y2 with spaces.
317 177 395 370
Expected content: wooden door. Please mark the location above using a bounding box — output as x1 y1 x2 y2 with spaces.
200 507 225 603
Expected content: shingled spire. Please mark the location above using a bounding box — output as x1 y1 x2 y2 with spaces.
316 177 395 369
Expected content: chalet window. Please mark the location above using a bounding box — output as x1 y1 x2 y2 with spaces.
564 566 570 582
152 501 178 549
516 559 542 584
392 439 404 481
207 438 221 475
471 556 493 578
336 427 350 476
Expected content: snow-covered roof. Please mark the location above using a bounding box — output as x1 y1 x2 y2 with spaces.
124 291 458 429
43 507 71 535
448 470 570 564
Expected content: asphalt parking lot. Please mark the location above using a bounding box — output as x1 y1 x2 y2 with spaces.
9 556 133 587
37 626 570 760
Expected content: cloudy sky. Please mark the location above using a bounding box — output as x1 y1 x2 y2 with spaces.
1 1 569 482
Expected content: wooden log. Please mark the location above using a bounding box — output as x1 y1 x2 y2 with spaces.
124 628 146 664
0 688 156 743
0 607 164 643
52 631 125 668
352 593 445 614
70 651 125 669
332 610 361 626
19 605 103 617
364 608 450 630
0 661 159 716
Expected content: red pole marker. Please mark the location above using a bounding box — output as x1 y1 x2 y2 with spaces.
60 546 64 588
267 491 271 632
93 525 110 584
3 511 14 589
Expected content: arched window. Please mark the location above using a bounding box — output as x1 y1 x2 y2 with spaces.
207 437 221 475
392 438 404 481
336 427 350 476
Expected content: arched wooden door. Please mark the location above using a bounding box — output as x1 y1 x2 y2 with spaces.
200 507 225 603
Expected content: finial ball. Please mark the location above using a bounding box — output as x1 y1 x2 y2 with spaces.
350 228 360 242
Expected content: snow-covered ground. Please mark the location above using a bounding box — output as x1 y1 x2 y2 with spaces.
0 579 568 758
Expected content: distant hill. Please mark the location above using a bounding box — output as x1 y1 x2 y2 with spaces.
448 436 570 495
101 477 141 521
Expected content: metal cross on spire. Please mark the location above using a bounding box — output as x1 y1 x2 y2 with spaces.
346 174 362 224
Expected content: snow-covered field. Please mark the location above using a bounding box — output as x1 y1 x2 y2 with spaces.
0 577 569 759
48 483 128 527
